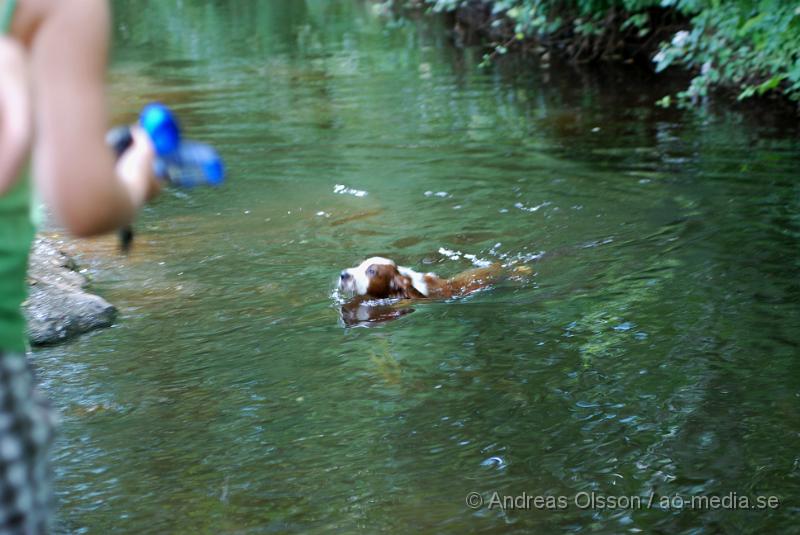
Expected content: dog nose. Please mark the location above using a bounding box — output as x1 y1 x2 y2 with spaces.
340 271 351 280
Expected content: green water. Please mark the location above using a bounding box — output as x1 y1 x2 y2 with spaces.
33 1 800 533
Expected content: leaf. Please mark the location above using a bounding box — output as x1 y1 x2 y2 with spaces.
737 86 757 100
738 13 766 36
756 74 787 95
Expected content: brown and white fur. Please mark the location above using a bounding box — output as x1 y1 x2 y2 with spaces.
338 256 503 300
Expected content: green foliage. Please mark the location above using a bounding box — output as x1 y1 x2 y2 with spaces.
654 1 800 104
404 0 800 105
427 0 661 40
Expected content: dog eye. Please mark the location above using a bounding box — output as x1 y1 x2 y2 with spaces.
366 267 376 277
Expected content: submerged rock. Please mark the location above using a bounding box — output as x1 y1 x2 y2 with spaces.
24 237 117 345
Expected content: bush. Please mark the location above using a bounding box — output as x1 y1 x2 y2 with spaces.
400 0 800 106
654 1 800 104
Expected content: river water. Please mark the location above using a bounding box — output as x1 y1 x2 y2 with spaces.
33 1 800 533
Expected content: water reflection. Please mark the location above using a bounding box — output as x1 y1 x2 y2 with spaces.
337 298 416 327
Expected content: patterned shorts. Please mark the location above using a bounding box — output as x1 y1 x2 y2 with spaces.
0 352 56 534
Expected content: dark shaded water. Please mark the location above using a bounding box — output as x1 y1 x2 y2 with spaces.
33 1 800 533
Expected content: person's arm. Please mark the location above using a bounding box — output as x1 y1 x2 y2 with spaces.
0 36 32 196
30 0 157 237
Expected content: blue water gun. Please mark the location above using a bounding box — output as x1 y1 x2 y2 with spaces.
106 103 225 252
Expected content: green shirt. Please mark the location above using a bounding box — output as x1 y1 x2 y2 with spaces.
0 175 33 353
0 0 34 353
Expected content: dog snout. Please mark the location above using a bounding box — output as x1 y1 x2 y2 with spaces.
340 271 351 281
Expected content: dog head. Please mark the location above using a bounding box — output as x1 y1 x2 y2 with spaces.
338 257 426 299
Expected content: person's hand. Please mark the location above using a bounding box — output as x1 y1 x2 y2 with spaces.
0 36 33 195
116 125 161 209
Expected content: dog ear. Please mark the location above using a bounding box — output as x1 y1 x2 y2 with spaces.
390 272 425 299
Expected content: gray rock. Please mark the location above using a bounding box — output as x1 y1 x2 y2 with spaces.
24 237 117 345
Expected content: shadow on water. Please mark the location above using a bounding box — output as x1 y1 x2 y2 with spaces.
32 0 800 533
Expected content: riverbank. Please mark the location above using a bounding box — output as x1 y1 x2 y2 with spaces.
386 0 800 110
25 237 116 346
